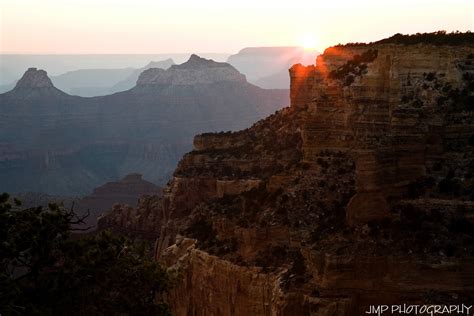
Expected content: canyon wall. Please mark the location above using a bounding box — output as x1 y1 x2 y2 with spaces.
99 36 474 315
290 44 474 225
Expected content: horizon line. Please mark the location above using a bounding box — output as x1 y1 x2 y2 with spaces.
0 46 314 56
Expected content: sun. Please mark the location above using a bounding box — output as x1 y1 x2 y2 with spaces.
300 33 318 50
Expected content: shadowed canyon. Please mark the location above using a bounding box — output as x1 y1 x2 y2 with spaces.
0 55 289 196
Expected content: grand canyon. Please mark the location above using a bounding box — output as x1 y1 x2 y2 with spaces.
96 33 474 314
1 1 473 314
0 55 289 196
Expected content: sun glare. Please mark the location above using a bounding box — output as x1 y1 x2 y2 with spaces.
301 33 318 50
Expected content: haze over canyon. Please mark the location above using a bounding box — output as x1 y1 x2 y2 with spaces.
0 54 293 196
0 1 473 311
2 0 473 313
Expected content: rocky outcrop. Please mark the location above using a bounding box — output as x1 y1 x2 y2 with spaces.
11 68 67 98
99 33 474 315
87 173 160 198
162 238 288 316
15 68 54 88
0 55 288 195
75 173 162 228
137 55 246 86
97 194 163 240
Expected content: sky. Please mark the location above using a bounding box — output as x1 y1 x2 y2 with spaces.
0 0 472 54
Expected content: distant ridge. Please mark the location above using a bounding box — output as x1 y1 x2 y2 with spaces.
136 54 246 86
235 46 305 55
0 55 289 195
171 54 231 69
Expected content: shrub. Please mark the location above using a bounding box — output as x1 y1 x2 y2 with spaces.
0 193 172 316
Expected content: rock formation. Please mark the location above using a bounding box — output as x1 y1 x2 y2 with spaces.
75 173 162 228
11 68 67 98
15 68 55 88
137 55 246 86
0 55 288 195
99 32 474 315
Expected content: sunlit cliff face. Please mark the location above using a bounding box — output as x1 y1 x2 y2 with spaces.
288 46 356 107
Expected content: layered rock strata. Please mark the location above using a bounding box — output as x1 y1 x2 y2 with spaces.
99 34 474 315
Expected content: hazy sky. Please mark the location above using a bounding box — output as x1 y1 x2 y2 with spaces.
1 0 472 54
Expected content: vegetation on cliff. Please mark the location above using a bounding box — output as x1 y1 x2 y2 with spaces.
376 31 474 46
328 49 378 85
336 30 474 47
0 193 172 316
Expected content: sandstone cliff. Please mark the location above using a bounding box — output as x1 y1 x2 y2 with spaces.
99 33 474 315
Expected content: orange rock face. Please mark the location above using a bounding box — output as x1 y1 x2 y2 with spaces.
291 43 474 225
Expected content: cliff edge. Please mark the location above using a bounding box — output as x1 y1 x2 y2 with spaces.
99 32 474 315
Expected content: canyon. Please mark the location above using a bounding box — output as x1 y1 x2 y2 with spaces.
0 55 288 195
98 33 474 315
